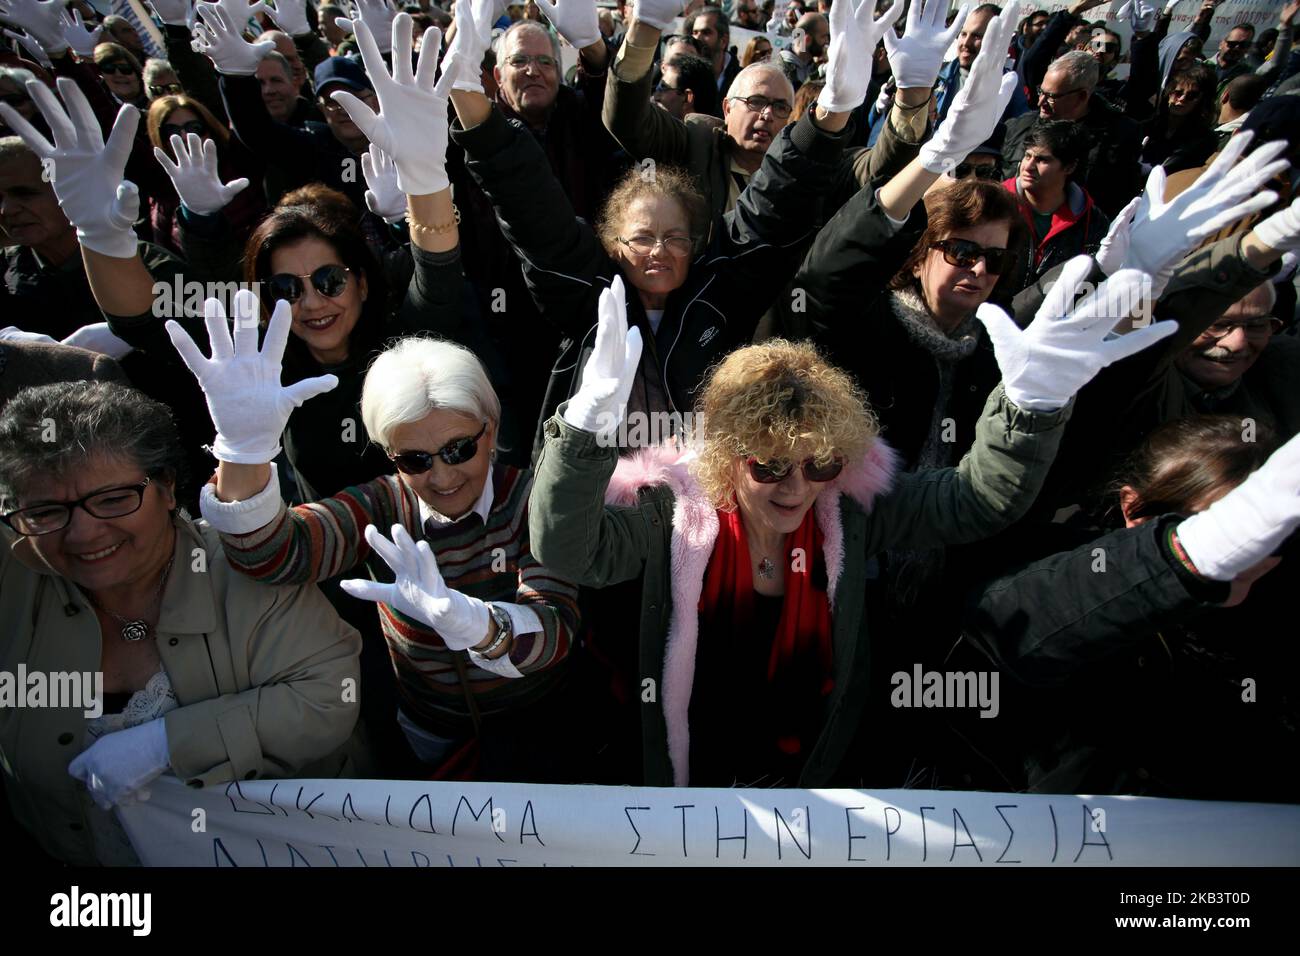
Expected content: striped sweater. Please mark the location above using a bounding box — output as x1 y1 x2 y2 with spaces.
215 464 579 737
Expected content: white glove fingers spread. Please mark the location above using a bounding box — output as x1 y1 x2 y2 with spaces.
621 326 644 384
339 577 390 603
1193 190 1279 238
1040 254 1096 325
938 1 971 46
59 77 101 147
229 288 262 356
330 88 384 147
363 523 408 573
390 12 415 86
164 319 212 376
26 78 77 149
415 539 446 594
256 297 294 365
1095 319 1178 364
417 25 443 91
282 373 340 406
973 301 1021 349
1201 128 1256 183
202 296 236 361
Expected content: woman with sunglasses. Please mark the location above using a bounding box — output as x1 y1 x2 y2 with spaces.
526 263 1173 787
1138 64 1219 175
93 42 146 107
144 92 266 259
0 380 363 865
170 297 582 782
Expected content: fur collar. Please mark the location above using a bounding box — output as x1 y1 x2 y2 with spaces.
604 439 899 785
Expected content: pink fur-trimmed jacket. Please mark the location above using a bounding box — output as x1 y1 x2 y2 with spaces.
529 388 1070 786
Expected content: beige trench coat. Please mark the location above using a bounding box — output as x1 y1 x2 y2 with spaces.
0 514 362 865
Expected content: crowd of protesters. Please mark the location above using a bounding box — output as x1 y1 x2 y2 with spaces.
1 0 1298 866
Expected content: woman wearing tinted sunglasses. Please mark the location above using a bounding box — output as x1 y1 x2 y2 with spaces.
176 299 583 783
92 42 145 106
529 273 1163 787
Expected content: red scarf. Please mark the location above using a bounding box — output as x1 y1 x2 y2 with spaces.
698 507 834 756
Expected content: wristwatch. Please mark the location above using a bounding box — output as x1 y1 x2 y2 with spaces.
478 604 514 659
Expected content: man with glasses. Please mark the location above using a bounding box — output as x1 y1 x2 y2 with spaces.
1002 50 1143 217
653 54 717 119
1206 24 1255 95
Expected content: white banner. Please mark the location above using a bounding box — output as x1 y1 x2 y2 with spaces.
118 775 1300 867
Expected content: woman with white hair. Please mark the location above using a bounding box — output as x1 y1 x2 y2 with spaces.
168 296 582 780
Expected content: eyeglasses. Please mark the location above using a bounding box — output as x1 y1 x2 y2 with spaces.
1202 317 1280 341
389 422 488 474
1038 87 1086 105
99 62 136 76
1223 39 1251 50
746 456 845 484
1090 40 1119 54
319 91 375 113
504 53 558 70
930 238 1013 275
729 94 793 119
264 264 352 304
161 119 206 141
1167 87 1200 101
950 160 1002 180
617 234 693 256
2 478 152 536
654 81 684 96
150 83 184 97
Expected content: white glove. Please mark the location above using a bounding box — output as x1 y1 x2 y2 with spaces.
1251 195 1300 253
0 78 141 259
5 27 53 67
0 326 57 344
192 1 275 76
149 0 192 26
873 81 892 114
883 0 967 91
1177 432 1300 581
446 0 493 94
60 8 103 56
976 257 1178 411
341 524 492 651
1115 0 1156 32
165 291 339 463
67 718 170 811
1099 133 1288 291
338 0 398 55
1162 0 1180 14
331 14 458 196
917 0 1021 173
563 275 643 440
264 0 310 36
817 0 903 114
61 322 134 358
153 132 250 215
535 0 601 50
632 0 684 33
0 0 71 55
361 142 406 222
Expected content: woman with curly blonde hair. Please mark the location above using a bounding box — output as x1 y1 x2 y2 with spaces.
526 266 1163 786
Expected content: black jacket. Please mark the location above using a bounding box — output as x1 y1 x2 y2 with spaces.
451 104 853 457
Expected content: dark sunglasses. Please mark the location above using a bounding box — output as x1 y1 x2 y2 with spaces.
161 119 206 140
150 83 184 97
99 62 136 76
951 161 1001 180
390 422 488 474
1223 39 1251 49
746 455 844 484
264 264 351 304
930 238 1013 275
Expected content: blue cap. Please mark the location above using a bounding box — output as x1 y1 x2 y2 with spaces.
313 56 373 95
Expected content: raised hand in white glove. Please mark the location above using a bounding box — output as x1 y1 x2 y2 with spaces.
0 78 141 258
165 291 338 463
338 0 399 55
192 1 275 75
263 0 311 36
1177 432 1300 582
633 0 684 33
62 322 134 358
917 0 1021 173
535 0 601 50
1115 0 1156 32
976 256 1178 411
818 0 903 114
446 0 494 94
150 0 193 27
1251 195 1300 253
331 14 458 196
361 143 406 222
61 8 103 56
153 132 250 215
6 28 53 67
0 0 71 55
1097 132 1288 292
341 524 492 651
884 0 968 91
67 719 170 811
562 275 643 440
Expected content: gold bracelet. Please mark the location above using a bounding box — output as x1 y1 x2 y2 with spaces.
407 203 461 237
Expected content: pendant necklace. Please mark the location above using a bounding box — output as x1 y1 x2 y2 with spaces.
757 556 778 580
89 556 175 642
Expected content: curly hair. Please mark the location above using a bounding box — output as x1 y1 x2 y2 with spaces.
691 339 879 511
595 164 709 259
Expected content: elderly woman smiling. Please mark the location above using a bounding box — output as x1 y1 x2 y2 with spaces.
529 273 1175 788
0 381 362 866
178 296 581 780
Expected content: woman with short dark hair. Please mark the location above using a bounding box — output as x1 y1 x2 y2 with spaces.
0 381 362 865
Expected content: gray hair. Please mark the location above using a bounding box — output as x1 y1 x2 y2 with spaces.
262 50 294 80
1048 50 1100 92
0 382 186 507
496 19 561 63
360 338 501 452
729 61 794 102
0 134 36 167
142 58 175 86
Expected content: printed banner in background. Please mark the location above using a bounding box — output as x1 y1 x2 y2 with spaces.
118 775 1300 867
